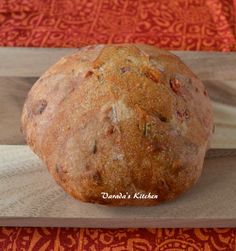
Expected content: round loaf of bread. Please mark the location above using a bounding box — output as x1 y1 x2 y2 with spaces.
21 44 213 206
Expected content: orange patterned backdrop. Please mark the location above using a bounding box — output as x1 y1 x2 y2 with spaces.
0 0 236 50
0 0 236 250
0 228 236 250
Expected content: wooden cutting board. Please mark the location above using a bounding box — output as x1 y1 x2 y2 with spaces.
0 47 235 227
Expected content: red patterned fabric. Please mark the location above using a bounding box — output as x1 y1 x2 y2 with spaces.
0 0 235 50
0 0 236 250
0 227 236 250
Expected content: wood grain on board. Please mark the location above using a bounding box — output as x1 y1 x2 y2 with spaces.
0 47 235 227
0 77 37 145
0 48 235 148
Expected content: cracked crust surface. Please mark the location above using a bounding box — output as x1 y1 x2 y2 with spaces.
21 44 213 206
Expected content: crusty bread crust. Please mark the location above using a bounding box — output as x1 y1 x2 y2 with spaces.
21 44 213 206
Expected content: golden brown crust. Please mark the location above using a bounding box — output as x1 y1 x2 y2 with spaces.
21 44 213 206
